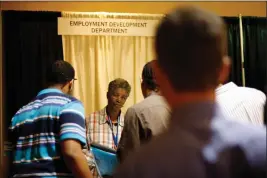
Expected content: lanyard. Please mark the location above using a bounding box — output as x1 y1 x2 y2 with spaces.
106 116 120 147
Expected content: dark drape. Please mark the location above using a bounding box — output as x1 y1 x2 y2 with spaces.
264 96 267 124
242 17 267 94
2 11 63 128
223 17 242 86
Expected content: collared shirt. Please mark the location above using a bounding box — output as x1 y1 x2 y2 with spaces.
86 107 124 149
9 88 86 178
117 92 171 162
85 107 124 178
216 82 266 125
114 101 266 178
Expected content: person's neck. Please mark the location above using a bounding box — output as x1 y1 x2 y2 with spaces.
170 90 215 110
48 85 63 91
145 90 161 98
218 83 223 88
106 105 120 122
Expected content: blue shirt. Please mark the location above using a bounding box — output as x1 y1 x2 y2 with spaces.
114 101 266 178
203 107 266 169
9 89 87 178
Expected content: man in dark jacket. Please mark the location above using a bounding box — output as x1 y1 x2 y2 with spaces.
117 60 170 162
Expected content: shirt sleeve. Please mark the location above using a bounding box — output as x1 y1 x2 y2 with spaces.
59 101 87 146
117 107 143 162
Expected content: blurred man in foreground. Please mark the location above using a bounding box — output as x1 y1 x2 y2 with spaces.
114 6 266 178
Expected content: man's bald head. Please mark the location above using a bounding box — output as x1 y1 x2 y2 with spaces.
155 6 228 92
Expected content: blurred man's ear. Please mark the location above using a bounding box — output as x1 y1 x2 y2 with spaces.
218 56 231 84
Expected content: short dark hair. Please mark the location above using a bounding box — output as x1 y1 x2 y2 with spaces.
155 6 227 91
108 78 131 96
142 60 158 91
47 60 75 85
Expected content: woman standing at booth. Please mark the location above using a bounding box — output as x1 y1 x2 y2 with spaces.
85 78 131 178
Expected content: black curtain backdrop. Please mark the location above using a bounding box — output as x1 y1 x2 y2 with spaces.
242 17 267 94
2 11 63 129
223 17 242 86
2 13 266 125
265 97 267 125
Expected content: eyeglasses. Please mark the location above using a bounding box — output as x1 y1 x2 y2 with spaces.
72 78 77 85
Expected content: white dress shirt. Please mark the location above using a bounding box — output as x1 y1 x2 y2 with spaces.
216 82 266 125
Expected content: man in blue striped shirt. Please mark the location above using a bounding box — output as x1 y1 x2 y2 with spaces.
9 61 93 178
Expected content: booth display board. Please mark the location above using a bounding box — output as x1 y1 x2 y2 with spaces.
58 17 160 37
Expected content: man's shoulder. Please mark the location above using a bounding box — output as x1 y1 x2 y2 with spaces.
217 86 266 110
213 116 266 142
242 86 265 94
57 93 81 103
235 86 266 100
130 95 168 112
44 93 85 116
87 108 105 121
89 108 104 115
115 129 205 177
15 92 81 116
132 125 201 158
218 84 265 98
210 117 266 166
36 91 82 105
125 95 170 127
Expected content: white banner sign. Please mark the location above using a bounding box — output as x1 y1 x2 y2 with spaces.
58 17 160 37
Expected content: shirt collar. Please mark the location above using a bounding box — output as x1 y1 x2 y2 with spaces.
37 88 63 96
99 106 124 126
146 91 158 98
215 82 237 95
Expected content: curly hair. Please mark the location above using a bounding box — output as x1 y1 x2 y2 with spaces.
108 78 131 95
